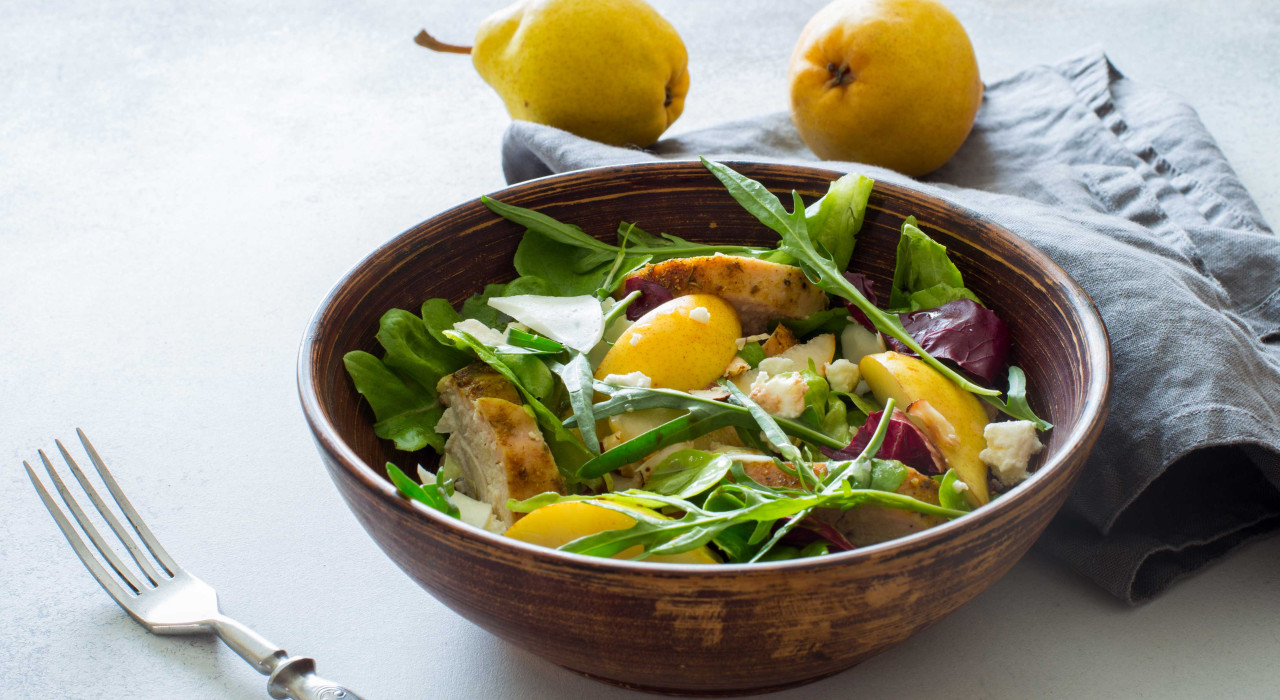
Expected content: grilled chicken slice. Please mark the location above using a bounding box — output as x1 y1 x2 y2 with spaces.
436 363 565 529
813 466 946 546
739 459 828 489
622 255 827 334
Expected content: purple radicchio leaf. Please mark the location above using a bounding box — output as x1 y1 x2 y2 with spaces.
841 272 879 331
884 298 1011 384
623 277 674 321
820 409 945 476
779 516 856 552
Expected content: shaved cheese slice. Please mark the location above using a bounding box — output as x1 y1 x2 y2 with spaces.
488 294 603 353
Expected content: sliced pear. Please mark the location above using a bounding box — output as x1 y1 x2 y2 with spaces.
506 501 719 564
859 352 990 505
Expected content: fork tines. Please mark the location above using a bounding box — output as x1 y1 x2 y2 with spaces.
24 429 178 606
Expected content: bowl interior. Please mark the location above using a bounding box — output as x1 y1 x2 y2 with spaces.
304 161 1107 495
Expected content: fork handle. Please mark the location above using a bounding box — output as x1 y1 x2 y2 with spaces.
212 616 366 700
267 656 366 700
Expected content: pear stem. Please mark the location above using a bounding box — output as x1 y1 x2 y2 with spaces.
414 29 472 55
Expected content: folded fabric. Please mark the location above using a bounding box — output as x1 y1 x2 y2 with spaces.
499 49 1280 604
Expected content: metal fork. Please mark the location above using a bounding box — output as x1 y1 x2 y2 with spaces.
24 430 366 700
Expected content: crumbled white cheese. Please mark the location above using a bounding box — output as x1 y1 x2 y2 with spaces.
980 420 1044 486
951 479 970 494
749 370 770 391
824 359 860 393
854 380 871 396
629 332 644 346
452 318 506 346
688 306 711 324
758 356 798 376
602 371 652 388
735 333 771 350
748 372 808 419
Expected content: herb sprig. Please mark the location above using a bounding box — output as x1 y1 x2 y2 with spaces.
699 158 999 398
567 383 846 478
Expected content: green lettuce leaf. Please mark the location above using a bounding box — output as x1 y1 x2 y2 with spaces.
804 172 874 272
343 351 446 452
889 218 982 312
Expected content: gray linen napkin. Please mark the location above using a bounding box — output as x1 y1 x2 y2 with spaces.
499 50 1280 604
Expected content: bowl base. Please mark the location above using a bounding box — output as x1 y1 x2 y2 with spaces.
561 663 852 697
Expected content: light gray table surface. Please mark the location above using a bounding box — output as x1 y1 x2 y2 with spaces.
3 1 1278 698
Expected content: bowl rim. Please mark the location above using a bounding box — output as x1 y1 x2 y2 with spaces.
297 159 1112 575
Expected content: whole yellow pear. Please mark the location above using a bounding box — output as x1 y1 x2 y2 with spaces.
472 0 689 147
788 0 982 176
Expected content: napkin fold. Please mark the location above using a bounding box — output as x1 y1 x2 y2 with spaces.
500 50 1280 604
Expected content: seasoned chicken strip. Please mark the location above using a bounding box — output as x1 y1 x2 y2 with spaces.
436 363 565 529
621 255 828 334
813 467 946 546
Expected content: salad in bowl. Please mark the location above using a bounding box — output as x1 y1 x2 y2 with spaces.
343 158 1051 565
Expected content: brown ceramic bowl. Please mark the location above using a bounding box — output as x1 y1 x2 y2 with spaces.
298 161 1110 695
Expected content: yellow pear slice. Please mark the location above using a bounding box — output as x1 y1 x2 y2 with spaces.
859 352 990 505
506 501 718 564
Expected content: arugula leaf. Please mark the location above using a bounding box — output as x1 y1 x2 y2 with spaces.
549 352 601 455
804 172 874 272
602 290 640 327
615 221 770 263
482 194 773 276
721 379 803 464
746 399 897 561
387 462 459 518
700 158 999 398
508 482 963 560
980 365 1053 430
889 219 982 312
445 330 594 480
568 383 844 478
595 224 653 299
482 195 617 257
645 450 735 499
574 408 740 479
343 351 446 452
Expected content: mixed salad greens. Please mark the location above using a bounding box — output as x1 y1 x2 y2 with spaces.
345 159 1050 564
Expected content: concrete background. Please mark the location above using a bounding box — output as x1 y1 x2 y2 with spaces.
2 1 1278 697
